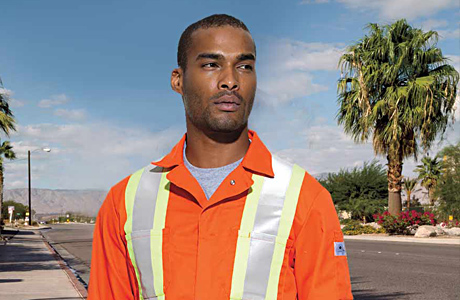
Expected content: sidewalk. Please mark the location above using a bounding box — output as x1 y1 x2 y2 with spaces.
0 228 86 300
344 234 460 245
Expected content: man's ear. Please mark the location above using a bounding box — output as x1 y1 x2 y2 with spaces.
171 67 184 95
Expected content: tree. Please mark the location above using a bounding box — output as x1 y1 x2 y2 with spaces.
1 200 27 220
435 141 460 219
0 140 16 218
337 19 459 215
0 78 17 227
319 160 388 222
0 78 16 136
415 156 443 205
402 177 417 209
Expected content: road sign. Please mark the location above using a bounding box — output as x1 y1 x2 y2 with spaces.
8 206 15 223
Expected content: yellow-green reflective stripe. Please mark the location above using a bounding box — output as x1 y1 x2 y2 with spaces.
265 164 305 300
124 168 145 300
230 174 265 300
151 171 170 299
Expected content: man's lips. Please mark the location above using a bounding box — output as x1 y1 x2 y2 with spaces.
213 95 241 112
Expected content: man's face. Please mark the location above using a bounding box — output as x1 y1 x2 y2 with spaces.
172 26 257 133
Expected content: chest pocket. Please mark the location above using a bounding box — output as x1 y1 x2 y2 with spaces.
229 160 305 300
124 165 171 300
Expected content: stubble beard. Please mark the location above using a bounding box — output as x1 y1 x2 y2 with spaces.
183 93 254 134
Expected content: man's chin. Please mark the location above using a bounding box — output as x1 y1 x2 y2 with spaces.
208 119 247 133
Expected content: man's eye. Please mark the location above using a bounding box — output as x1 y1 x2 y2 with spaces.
203 63 218 68
239 64 253 70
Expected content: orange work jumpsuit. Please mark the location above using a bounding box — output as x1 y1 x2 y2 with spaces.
87 130 353 299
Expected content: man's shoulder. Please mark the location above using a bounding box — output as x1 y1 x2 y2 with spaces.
271 154 328 199
271 154 331 219
102 165 149 210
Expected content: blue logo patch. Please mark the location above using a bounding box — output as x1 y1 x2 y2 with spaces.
334 242 347 256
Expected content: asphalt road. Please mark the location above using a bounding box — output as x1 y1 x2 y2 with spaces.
41 223 94 286
42 224 460 299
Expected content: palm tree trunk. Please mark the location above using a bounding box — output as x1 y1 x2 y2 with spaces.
407 190 411 209
429 188 435 205
0 168 3 227
387 147 403 215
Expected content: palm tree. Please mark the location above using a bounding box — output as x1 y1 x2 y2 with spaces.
337 19 459 215
0 141 16 217
402 177 417 209
415 156 443 205
0 77 17 227
0 77 16 136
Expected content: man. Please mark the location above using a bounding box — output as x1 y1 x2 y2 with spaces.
88 14 353 300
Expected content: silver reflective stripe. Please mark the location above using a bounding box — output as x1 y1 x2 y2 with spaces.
240 156 299 300
131 165 165 299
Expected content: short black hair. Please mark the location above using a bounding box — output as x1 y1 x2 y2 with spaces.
177 14 255 71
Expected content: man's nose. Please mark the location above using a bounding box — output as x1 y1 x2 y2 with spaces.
218 68 239 91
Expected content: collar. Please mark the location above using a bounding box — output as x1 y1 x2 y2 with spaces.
152 129 274 178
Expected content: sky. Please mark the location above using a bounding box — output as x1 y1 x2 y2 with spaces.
1 0 459 190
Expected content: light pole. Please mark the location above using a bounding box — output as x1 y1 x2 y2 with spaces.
28 148 51 226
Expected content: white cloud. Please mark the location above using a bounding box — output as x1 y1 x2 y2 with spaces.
38 94 70 108
274 121 459 179
438 28 460 40
259 72 328 104
454 94 460 121
300 0 330 3
275 125 380 176
446 55 460 73
336 0 458 20
9 99 25 108
256 39 340 104
420 19 448 30
0 88 13 98
264 39 345 72
54 108 87 121
5 122 184 190
0 88 25 108
7 180 27 189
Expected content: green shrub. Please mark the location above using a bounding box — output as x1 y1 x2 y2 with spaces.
340 218 361 225
320 160 387 222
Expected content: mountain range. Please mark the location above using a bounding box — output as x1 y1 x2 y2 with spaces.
4 188 107 217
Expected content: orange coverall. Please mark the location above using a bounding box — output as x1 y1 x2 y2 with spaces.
88 130 353 299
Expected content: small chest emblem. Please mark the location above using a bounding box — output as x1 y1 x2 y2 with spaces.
334 242 347 256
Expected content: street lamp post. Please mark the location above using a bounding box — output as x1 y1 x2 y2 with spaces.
27 148 51 226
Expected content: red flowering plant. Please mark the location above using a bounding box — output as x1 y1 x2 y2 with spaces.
439 219 460 228
373 210 437 235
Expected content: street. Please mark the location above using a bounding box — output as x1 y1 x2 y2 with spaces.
42 224 460 299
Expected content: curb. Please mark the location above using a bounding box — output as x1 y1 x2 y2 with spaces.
344 234 460 245
40 229 92 287
41 233 88 299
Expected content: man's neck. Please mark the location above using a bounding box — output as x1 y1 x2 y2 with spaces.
185 124 250 169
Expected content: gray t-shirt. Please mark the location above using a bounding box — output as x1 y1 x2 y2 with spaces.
183 144 243 200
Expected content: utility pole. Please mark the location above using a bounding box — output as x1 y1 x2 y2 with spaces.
28 150 31 226
27 148 51 226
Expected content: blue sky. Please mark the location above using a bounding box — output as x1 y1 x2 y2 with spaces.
1 0 459 190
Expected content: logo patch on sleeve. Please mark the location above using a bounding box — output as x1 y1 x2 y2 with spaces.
334 242 347 256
